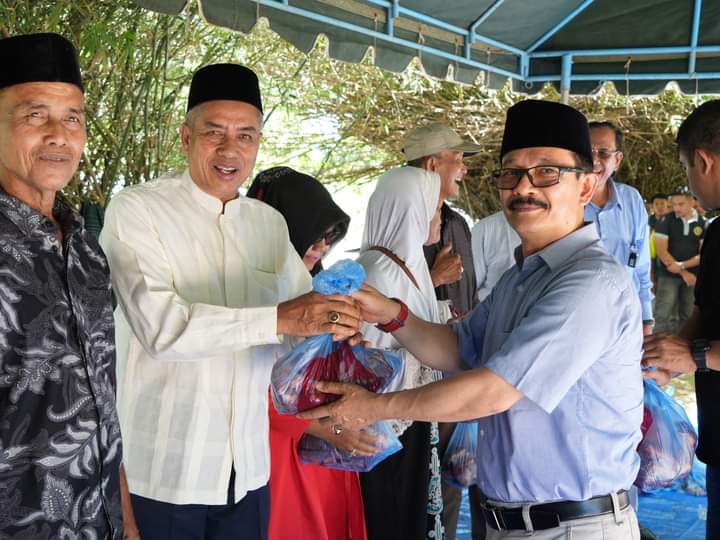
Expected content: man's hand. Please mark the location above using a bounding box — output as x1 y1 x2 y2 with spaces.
119 465 141 540
680 270 697 287
297 381 383 431
666 261 683 274
642 333 696 374
351 284 402 325
305 420 380 457
430 243 463 287
277 292 361 340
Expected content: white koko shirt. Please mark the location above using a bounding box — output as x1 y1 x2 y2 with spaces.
100 171 311 505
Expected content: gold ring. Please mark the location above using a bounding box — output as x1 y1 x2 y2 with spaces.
328 311 341 324
332 424 343 435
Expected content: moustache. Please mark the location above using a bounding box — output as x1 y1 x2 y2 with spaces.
508 196 549 210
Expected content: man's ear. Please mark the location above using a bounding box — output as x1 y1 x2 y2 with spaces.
614 151 624 173
695 148 715 176
180 123 191 155
423 156 437 173
579 172 599 205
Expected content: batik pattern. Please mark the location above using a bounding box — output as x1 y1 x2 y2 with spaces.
0 190 122 539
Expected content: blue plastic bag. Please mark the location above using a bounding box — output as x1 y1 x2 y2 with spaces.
298 420 403 472
271 260 404 471
635 380 697 492
441 422 478 488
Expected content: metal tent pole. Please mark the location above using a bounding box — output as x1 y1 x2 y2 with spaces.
561 54 573 104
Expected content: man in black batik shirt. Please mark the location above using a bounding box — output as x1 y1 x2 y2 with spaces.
0 33 135 538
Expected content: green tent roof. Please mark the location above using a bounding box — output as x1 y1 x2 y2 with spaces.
133 0 720 95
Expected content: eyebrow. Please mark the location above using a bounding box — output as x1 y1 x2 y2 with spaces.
201 121 259 132
11 101 85 115
502 156 559 167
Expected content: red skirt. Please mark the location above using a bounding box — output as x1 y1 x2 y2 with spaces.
268 395 368 540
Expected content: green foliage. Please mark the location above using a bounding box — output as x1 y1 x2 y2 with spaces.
1 0 711 217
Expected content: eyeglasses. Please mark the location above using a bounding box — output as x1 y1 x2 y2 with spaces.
312 225 344 246
490 165 587 190
592 148 620 160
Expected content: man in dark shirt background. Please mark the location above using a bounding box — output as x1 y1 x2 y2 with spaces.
653 190 705 333
643 99 720 540
648 193 669 229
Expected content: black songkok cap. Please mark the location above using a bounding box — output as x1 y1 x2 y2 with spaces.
0 33 83 92
500 100 592 165
187 63 263 113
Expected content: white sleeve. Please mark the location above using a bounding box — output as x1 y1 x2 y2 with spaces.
100 191 300 361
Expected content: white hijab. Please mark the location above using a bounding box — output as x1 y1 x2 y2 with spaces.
357 167 442 434
359 166 441 326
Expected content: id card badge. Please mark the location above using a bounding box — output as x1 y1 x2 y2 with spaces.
628 246 638 268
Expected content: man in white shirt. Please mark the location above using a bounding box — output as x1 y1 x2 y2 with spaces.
100 63 361 540
471 211 520 302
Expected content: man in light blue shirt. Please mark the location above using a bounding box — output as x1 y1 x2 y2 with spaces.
301 100 643 539
585 121 654 335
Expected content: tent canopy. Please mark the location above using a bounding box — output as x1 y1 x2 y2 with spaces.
134 0 720 95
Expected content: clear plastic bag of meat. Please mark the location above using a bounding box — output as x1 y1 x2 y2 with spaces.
441 422 478 488
270 260 404 470
635 380 697 492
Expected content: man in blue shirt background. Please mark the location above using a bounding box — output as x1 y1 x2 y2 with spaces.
585 121 654 336
302 100 643 539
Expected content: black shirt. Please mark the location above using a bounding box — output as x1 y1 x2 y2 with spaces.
423 203 477 315
655 212 706 277
695 217 720 465
0 190 122 538
648 214 659 230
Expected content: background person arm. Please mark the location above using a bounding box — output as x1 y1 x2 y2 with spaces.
643 307 720 374
631 196 654 333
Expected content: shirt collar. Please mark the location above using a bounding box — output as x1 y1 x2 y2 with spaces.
588 177 621 211
513 222 599 272
681 209 699 223
184 170 247 216
0 187 82 238
605 178 621 209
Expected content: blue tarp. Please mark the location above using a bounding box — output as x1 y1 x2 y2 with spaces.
456 458 707 539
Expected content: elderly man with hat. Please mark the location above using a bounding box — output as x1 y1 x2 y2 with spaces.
402 122 484 540
99 64 362 539
301 100 644 539
0 33 134 538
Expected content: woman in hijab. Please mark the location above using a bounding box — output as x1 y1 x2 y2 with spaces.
356 166 445 539
247 166 370 540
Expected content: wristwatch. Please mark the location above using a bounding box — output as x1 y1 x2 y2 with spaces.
376 298 409 333
691 338 711 372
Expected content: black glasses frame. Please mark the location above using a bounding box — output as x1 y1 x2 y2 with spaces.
490 165 587 190
312 225 344 246
591 148 621 160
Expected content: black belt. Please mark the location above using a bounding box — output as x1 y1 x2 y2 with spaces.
481 491 630 531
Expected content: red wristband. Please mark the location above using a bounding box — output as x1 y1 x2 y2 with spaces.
375 298 409 333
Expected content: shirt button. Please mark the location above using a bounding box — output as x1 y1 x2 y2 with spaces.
479 429 485 437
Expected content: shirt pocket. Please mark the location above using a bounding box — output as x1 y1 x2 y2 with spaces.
245 268 282 307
